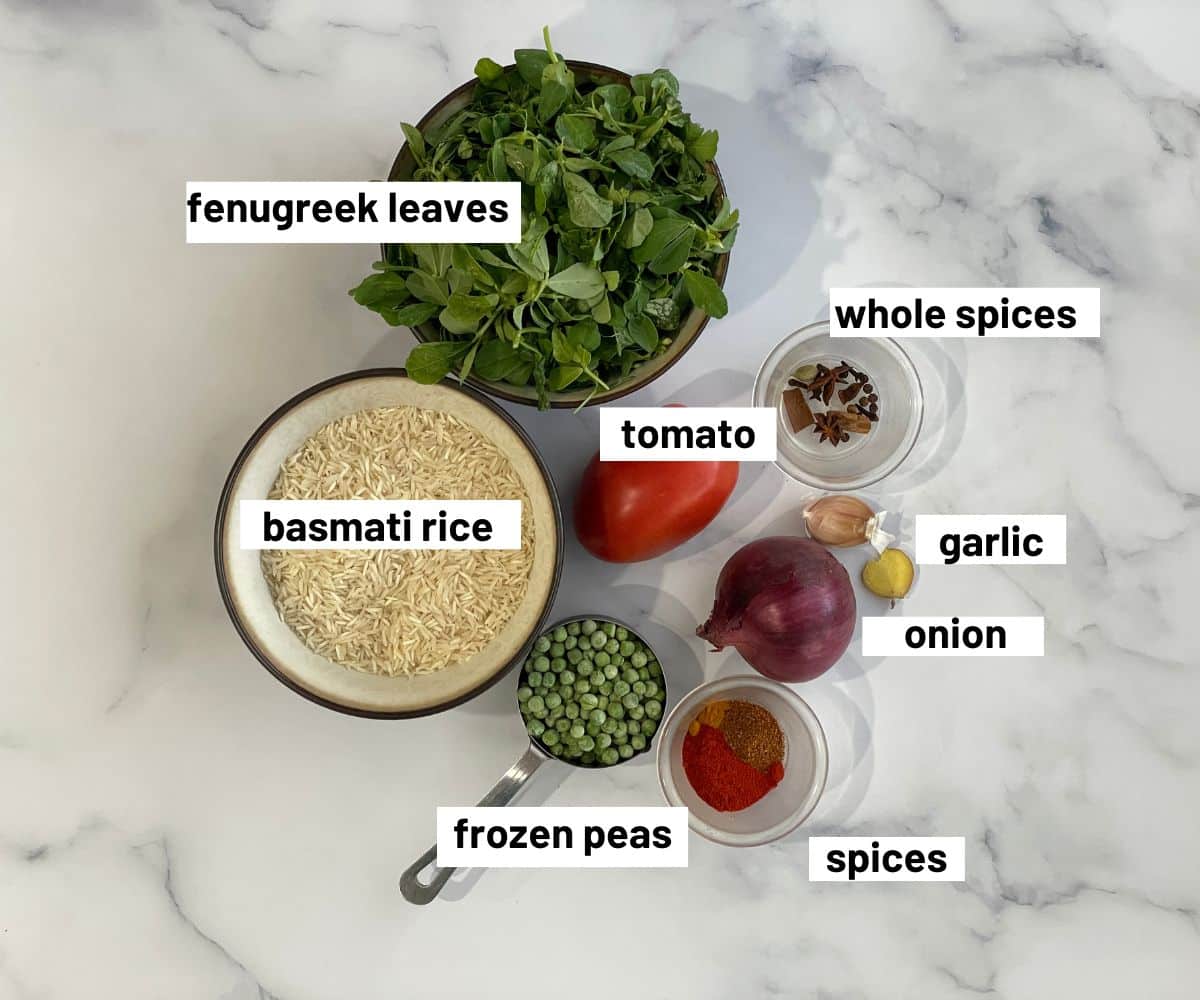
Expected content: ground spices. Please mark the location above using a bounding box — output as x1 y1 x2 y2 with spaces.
681 699 788 812
720 701 785 772
682 724 780 812
689 699 730 734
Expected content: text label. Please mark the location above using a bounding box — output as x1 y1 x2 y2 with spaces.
830 288 1100 338
810 837 965 882
599 407 777 461
915 514 1067 565
437 807 688 868
239 500 522 550
861 616 1045 657
187 182 521 244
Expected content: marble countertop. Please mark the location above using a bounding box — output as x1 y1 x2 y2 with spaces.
3 1 1198 997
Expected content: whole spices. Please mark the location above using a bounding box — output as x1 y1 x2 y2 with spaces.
682 698 787 812
782 387 815 431
784 359 880 448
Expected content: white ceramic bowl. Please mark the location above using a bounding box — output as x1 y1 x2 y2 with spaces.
214 369 563 718
657 675 828 846
754 321 923 491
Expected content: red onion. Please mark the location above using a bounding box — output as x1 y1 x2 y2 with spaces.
697 537 855 682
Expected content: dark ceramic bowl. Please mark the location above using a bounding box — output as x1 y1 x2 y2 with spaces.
385 60 732 408
214 368 564 719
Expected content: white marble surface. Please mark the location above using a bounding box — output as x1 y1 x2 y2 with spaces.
3 0 1199 997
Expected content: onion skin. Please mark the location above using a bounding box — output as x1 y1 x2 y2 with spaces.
697 537 856 682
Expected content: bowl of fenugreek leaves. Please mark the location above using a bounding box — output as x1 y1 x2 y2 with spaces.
349 27 738 409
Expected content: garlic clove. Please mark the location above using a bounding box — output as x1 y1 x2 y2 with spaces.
802 495 895 552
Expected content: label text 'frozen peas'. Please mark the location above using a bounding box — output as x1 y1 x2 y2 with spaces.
830 287 1100 337
437 807 688 868
186 182 522 244
599 407 777 461
239 500 522 550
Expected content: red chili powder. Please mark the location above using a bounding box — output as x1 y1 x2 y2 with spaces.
682 723 783 812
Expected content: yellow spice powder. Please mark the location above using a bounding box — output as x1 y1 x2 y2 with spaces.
688 699 731 736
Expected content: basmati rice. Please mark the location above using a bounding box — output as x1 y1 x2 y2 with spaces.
261 405 534 676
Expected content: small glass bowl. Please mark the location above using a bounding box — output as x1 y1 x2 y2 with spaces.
657 676 828 847
753 321 923 491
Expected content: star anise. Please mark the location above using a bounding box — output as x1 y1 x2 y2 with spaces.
804 363 851 405
811 412 844 446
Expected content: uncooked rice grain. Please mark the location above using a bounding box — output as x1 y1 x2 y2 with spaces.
261 406 534 676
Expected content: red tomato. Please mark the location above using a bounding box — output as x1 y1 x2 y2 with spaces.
573 454 738 563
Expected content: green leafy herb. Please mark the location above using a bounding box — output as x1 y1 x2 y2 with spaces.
563 172 614 229
546 262 606 299
631 217 695 276
349 272 409 309
383 301 441 327
626 314 659 352
474 339 524 380
405 271 449 306
607 147 654 180
643 297 681 330
682 269 729 318
407 341 465 383
474 57 504 85
619 207 654 249
351 25 738 407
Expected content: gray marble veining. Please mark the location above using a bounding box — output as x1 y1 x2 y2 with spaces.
2 1 1198 997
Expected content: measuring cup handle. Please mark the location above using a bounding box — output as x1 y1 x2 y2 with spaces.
399 744 546 905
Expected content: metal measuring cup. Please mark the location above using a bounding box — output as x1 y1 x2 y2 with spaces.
398 615 667 904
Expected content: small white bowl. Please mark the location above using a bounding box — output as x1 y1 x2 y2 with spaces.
657 675 828 847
